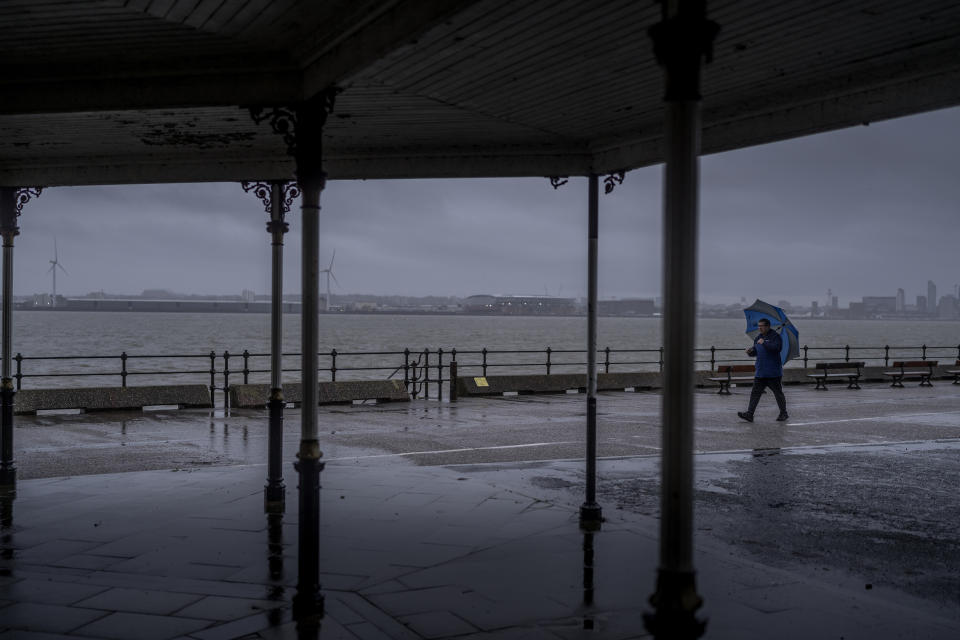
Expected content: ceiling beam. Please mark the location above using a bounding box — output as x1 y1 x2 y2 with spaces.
0 63 301 115
301 0 486 97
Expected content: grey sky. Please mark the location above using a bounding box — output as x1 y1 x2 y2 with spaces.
14 106 960 307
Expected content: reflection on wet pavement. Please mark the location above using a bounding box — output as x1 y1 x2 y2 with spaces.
1 382 958 637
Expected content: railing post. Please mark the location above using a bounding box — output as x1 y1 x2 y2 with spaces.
223 350 230 409
330 349 337 382
437 348 444 401
922 344 927 360
120 351 128 388
803 345 808 368
482 347 488 377
546 346 552 375
449 357 458 403
14 353 21 391
242 349 250 384
709 346 715 371
844 345 850 362
658 346 664 372
209 350 216 401
884 345 890 367
604 347 611 374
403 348 410 392
423 349 430 400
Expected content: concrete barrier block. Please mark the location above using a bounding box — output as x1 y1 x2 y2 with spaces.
597 372 661 390
14 385 212 414
457 374 586 396
229 380 409 408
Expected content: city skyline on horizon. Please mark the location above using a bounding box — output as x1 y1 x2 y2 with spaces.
20 277 960 310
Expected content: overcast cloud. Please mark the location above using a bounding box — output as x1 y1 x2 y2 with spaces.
13 106 960 307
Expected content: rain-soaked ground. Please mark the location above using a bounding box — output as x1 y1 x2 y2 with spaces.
6 381 960 637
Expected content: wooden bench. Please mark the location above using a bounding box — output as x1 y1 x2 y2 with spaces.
806 361 865 390
708 365 755 395
882 360 937 388
946 359 960 385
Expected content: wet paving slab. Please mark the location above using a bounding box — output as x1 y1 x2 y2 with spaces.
1 382 959 638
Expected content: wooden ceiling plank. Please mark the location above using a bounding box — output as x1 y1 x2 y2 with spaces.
301 0 489 95
392 1 645 101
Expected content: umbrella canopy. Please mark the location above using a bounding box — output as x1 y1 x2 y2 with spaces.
743 299 800 365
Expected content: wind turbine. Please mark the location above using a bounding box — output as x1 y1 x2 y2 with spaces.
47 237 68 307
319 250 339 312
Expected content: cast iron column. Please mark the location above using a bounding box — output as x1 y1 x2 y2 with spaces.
266 181 291 512
0 187 39 488
580 174 602 527
243 180 298 513
295 92 334 622
645 2 718 638
249 89 336 624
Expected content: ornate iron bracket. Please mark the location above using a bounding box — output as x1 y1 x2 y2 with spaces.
241 181 301 215
241 181 274 213
548 176 569 189
603 171 625 194
248 107 299 157
15 187 43 215
247 88 340 160
242 181 299 234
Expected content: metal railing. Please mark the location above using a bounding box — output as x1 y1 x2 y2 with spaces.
12 344 960 407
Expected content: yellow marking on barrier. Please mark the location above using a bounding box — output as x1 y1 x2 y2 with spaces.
474 377 489 387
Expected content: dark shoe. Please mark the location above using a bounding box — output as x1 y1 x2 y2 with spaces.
737 411 753 423
776 413 789 422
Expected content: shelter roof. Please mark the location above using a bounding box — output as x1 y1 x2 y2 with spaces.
2 0 959 185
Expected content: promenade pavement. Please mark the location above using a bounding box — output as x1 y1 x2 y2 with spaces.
1 380 959 639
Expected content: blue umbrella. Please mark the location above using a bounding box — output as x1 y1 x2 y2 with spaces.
743 299 800 365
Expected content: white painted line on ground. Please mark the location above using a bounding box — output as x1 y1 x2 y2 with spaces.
327 440 583 461
787 410 960 427
22 438 209 452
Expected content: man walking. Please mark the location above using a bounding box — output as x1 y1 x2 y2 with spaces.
738 318 789 422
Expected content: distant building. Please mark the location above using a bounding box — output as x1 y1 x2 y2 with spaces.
927 281 937 313
598 298 655 316
917 295 927 312
462 295 498 313
861 296 897 316
938 295 959 319
831 295 838 310
811 301 819 315
462 294 576 315
241 289 256 302
895 288 905 312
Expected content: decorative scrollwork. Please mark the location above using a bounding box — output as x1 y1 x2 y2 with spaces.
281 182 301 213
248 106 298 157
247 87 341 160
548 176 569 189
243 180 299 234
603 171 625 194
15 187 43 214
241 181 273 214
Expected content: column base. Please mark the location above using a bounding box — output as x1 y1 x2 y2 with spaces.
264 395 285 514
0 466 14 489
263 485 286 514
294 445 324 621
578 503 603 530
292 590 325 621
644 568 706 639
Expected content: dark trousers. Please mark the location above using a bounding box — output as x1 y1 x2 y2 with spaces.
747 377 787 416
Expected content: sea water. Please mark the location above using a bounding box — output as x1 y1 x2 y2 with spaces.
8 311 960 388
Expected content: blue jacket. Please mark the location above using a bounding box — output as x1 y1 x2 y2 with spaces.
751 330 783 377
